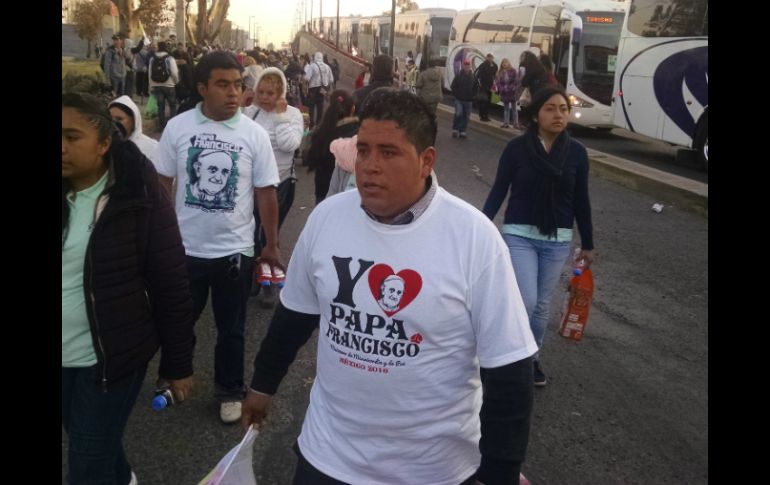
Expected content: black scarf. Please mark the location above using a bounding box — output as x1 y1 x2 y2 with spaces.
523 124 570 238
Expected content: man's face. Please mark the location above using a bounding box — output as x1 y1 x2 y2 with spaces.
380 277 405 311
462 62 471 72
355 119 434 222
194 151 232 196
198 68 243 121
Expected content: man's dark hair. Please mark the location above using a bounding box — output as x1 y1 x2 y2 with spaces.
194 50 244 86
371 54 394 81
359 88 437 153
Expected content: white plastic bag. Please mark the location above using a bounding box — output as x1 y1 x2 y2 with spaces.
198 425 258 485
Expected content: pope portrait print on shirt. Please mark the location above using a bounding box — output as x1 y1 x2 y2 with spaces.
184 133 242 212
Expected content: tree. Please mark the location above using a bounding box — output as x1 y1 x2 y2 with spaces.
398 0 419 13
110 0 173 37
73 0 111 58
134 0 173 36
382 0 419 15
186 0 230 46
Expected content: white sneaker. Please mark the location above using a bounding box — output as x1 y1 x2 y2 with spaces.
220 401 242 424
128 471 138 485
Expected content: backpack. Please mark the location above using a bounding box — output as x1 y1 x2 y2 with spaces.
151 55 170 83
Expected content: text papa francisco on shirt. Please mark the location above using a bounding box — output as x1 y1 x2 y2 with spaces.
326 256 424 374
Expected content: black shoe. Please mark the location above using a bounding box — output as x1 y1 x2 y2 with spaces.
480 117 491 122
533 360 547 387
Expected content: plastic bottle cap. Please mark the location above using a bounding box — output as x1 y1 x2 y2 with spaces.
152 394 168 410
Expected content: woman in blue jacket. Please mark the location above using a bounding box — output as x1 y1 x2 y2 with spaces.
62 92 194 484
482 85 595 387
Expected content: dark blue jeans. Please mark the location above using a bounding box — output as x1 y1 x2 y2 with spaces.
152 85 178 127
187 253 254 401
61 363 147 485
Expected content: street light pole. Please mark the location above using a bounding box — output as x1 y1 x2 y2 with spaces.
249 15 254 48
336 0 340 48
389 0 396 58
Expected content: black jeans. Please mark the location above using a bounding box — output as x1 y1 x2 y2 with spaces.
254 177 296 251
306 86 326 128
291 442 478 485
186 253 254 401
478 89 491 119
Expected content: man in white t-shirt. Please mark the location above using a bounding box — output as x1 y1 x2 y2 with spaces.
154 51 282 425
242 88 537 485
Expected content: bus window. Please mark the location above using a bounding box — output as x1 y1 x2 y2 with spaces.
572 11 623 106
553 18 571 87
628 0 709 37
465 6 534 44
430 17 453 62
531 5 562 58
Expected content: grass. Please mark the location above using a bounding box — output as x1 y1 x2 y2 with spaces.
62 58 102 79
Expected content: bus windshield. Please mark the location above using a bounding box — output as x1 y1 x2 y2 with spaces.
572 11 623 105
430 17 453 61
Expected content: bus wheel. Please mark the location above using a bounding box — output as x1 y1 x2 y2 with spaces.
694 113 708 172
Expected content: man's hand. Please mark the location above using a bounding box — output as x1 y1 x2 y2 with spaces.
242 389 273 429
275 98 288 114
259 245 283 272
168 376 194 402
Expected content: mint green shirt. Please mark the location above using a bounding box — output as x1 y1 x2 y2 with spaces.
502 223 573 243
62 172 108 367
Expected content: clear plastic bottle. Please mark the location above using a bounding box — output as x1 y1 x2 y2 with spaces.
572 248 586 276
152 388 175 411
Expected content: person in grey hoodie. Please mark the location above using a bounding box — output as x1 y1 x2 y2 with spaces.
415 59 444 115
109 95 159 163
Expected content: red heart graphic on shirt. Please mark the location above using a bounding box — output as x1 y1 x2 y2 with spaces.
368 264 422 317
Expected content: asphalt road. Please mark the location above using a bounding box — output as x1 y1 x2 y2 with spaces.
63 107 708 485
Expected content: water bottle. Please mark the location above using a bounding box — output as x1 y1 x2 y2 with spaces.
152 387 175 411
572 248 586 276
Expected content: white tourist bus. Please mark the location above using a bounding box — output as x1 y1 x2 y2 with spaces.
445 0 628 129
612 0 708 168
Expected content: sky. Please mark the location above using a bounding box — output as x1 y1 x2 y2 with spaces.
226 0 501 46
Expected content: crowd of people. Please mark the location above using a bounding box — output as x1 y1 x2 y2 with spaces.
65 36 593 485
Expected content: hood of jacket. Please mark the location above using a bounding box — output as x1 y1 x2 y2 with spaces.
109 95 144 141
255 66 288 99
314 52 324 63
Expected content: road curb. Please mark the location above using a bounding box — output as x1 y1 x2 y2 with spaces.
436 103 708 218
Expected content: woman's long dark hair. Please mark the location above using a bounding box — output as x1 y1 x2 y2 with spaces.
307 89 355 171
62 92 121 244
